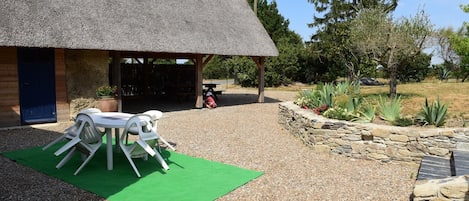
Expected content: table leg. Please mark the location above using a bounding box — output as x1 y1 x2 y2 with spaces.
114 128 120 153
106 128 113 170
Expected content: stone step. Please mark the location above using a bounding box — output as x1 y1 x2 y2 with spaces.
452 150 469 176
417 150 469 180
417 155 452 180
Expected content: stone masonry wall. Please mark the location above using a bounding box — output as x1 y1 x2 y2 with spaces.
279 101 469 200
278 101 469 165
65 50 109 119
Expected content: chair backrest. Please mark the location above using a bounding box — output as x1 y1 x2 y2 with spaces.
143 110 163 130
63 119 81 138
75 113 102 144
120 114 155 144
79 108 102 115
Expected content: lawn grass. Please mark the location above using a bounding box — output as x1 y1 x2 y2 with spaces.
267 79 469 121
360 81 469 119
224 78 469 122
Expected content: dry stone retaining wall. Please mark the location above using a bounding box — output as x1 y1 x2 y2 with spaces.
279 101 469 200
278 101 469 165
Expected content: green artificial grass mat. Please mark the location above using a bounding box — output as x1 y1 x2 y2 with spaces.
2 143 263 201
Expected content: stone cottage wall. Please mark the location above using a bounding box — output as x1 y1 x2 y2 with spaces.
65 50 109 119
278 101 469 165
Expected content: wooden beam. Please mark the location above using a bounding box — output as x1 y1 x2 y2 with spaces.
134 58 143 64
120 51 199 60
203 55 214 66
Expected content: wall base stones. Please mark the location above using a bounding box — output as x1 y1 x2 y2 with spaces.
413 176 469 201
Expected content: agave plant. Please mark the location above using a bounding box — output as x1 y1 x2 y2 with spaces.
437 68 451 81
377 95 402 123
353 104 376 123
335 81 350 95
416 97 448 127
318 83 335 107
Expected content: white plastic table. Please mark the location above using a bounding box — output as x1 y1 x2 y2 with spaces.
89 112 134 170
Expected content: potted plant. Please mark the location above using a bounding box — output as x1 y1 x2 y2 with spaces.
96 85 118 112
96 85 117 98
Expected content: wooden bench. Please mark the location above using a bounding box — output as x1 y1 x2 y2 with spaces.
203 89 224 99
417 150 469 180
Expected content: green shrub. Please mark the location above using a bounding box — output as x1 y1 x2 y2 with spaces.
312 105 329 115
416 97 448 127
295 81 365 119
392 117 414 127
294 90 319 109
377 96 402 123
323 107 355 121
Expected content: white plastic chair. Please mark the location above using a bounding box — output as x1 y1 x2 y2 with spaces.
120 114 170 177
54 113 103 175
78 108 102 115
127 110 176 151
42 108 102 151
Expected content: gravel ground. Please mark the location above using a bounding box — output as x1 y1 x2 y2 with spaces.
0 88 418 200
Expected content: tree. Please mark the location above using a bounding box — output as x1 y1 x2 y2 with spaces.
265 36 303 86
435 28 460 74
202 0 305 87
306 0 398 82
446 4 469 82
449 31 469 81
203 56 231 79
349 7 433 97
396 53 431 83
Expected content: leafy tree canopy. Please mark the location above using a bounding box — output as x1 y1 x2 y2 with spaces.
305 0 398 82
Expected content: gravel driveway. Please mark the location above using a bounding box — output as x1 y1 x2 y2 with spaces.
0 88 418 200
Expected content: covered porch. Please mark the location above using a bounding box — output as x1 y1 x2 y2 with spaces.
109 52 268 110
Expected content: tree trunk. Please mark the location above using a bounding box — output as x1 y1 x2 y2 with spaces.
387 49 397 98
389 65 397 98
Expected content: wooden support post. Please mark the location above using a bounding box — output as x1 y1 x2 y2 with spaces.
194 54 214 108
143 57 151 96
195 54 204 108
252 56 265 103
111 51 122 111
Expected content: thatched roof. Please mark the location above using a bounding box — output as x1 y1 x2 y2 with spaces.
0 0 278 57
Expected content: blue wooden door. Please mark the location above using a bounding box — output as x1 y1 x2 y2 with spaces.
17 48 57 124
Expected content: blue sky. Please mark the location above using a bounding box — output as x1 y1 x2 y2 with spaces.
268 0 468 41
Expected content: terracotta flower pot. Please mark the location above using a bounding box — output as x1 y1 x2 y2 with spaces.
97 97 118 112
